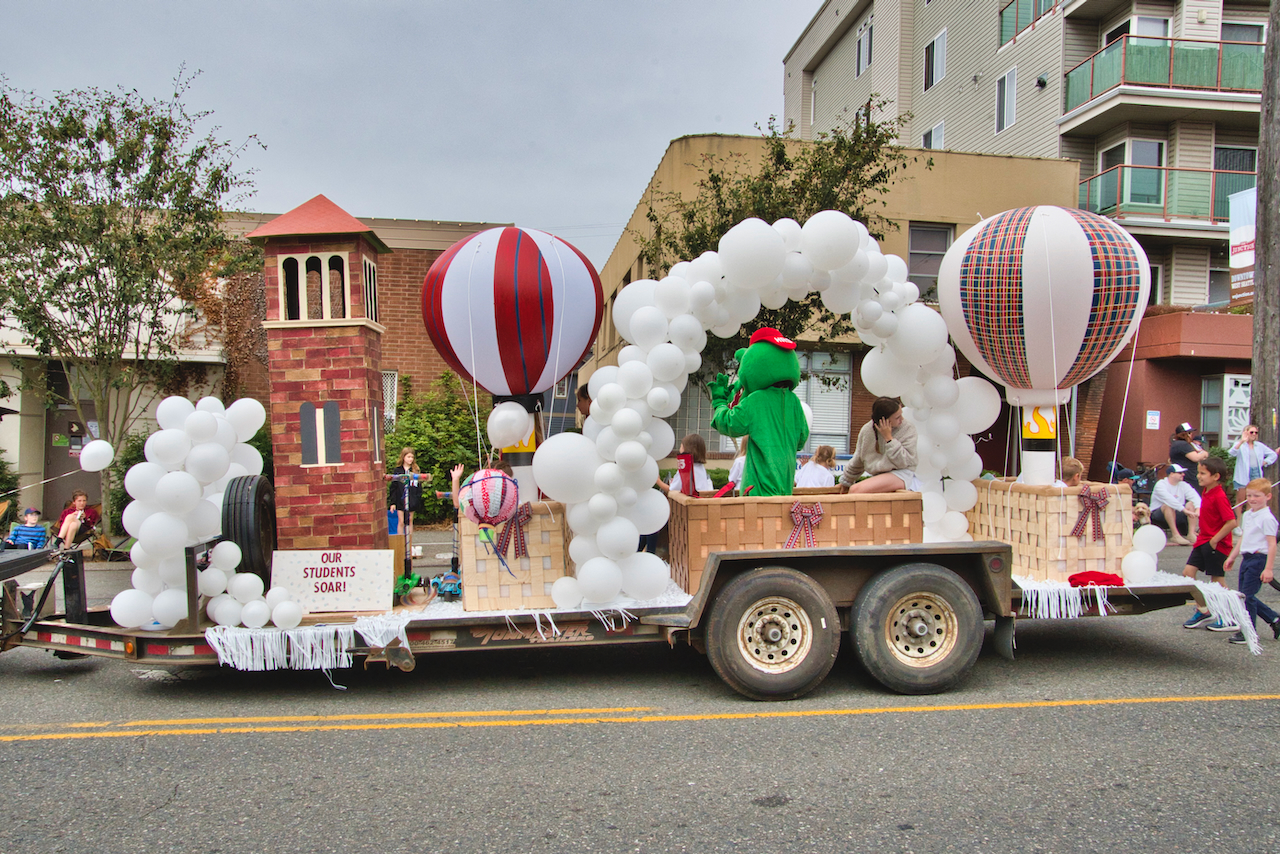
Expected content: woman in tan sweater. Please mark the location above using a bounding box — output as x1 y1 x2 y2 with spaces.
839 397 919 494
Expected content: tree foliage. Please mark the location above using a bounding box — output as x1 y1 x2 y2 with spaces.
633 102 923 381
0 73 256 533
384 372 494 524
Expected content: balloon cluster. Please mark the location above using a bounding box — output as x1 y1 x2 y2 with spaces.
108 396 302 630
1121 524 1166 584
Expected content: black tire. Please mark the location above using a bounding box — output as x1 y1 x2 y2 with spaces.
851 563 983 695
704 567 840 701
221 475 277 583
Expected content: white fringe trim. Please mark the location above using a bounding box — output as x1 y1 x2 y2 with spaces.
1013 571 1261 654
205 625 356 671
352 613 414 649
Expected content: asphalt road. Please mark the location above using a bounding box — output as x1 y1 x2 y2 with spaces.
3 544 1280 853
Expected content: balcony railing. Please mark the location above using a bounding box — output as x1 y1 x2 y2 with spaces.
1064 35 1263 112
1078 165 1256 224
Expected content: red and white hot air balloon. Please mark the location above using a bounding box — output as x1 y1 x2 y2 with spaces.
422 227 604 397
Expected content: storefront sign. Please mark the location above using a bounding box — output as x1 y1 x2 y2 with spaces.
1229 187 1256 307
270 549 394 613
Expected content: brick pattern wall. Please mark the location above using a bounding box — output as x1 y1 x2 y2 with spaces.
377 248 459 391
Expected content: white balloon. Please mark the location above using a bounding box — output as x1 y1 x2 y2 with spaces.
594 462 626 494
139 512 189 558
623 456 661 493
857 300 883 324
230 443 264 477
773 217 803 251
587 366 619 400
871 312 899 338
888 303 950 367
198 566 228 597
213 417 239 451
111 589 155 628
240 600 272 629
948 452 985 482
272 600 303 629
594 426 621 462
617 344 646 365
719 218 787 289
131 567 163 596
588 492 619 523
809 270 832 293
647 343 687 383
185 441 231 485
943 479 978 512
568 534 603 566
576 556 624 603
614 441 649 473
821 283 858 315
929 413 961 444
648 383 681 419
610 407 643 440
213 597 244 627
923 375 960 410
1132 524 1168 555
144 429 192 470
781 251 814 290
946 434 977 466
183 410 219 444
687 251 724 289
654 276 692 318
619 552 670 601
130 539 158 570
668 314 707 354
225 397 268 442
954 376 1003 434
620 488 670 535
567 501 602 536
156 396 196 431
612 279 659 343
616 361 655 399
1121 550 1158 584
196 396 225 414
154 470 203 515
265 586 292 610
646 387 671 414
78 439 115 473
211 540 243 571
158 555 188 587
228 572 265 604
860 347 918 398
801 210 859 271
628 305 669 350
188 499 222 540
551 575 584 610
152 589 188 629
885 254 909 283
125 462 167 502
939 510 970 540
648 419 676 460
688 280 717 311
595 383 627 416
533 433 605 504
487 401 533 448
615 486 639 508
922 491 948 525
595 516 640 561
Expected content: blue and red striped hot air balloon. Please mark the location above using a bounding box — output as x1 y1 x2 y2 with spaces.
937 206 1150 408
422 227 604 397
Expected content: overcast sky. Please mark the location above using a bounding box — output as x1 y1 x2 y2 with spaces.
2 1 824 267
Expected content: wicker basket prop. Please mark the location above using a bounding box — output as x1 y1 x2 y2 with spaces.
965 478 1133 583
459 501 570 611
667 490 924 595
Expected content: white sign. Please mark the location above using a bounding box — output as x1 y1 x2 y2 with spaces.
271 550 394 613
1229 187 1256 306
1146 411 1161 430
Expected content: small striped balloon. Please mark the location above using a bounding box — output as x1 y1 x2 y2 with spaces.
937 206 1150 407
461 470 520 528
422 227 604 396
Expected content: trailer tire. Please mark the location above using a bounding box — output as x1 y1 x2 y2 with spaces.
851 563 982 695
705 567 840 701
221 475 278 583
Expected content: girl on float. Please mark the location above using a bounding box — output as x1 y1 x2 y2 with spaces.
795 445 837 489
838 397 920 494
387 447 424 554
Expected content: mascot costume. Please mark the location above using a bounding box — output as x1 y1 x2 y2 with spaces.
710 328 809 497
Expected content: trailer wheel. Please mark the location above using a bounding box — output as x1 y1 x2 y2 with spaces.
851 563 982 695
221 475 278 583
705 567 840 701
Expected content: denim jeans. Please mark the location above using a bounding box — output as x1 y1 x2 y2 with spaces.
1239 553 1279 629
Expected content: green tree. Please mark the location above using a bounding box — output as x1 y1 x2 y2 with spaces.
634 103 923 381
0 74 256 534
384 373 494 524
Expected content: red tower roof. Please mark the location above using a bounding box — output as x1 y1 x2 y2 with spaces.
246 194 390 253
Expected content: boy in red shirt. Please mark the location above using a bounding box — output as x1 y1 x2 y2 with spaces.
1181 456 1239 630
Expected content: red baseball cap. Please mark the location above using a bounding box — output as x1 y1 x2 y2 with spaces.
748 327 796 350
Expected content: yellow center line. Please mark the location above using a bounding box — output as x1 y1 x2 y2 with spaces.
2 694 1277 744
120 706 655 727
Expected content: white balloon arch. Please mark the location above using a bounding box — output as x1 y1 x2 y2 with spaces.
526 211 1003 609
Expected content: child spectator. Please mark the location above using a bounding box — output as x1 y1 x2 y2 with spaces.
4 508 47 550
387 447 424 551
1149 463 1201 545
659 434 713 495
728 436 748 489
53 491 99 549
1181 456 1239 631
796 445 837 489
1223 478 1279 645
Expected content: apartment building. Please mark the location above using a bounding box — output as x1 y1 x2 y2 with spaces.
784 0 1263 465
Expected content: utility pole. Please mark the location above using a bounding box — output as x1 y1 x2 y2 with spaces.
1254 3 1279 482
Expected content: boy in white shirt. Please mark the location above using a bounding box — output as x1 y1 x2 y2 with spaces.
1223 477 1279 645
1149 463 1201 545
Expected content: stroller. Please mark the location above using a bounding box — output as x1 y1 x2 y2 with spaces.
1106 460 1162 507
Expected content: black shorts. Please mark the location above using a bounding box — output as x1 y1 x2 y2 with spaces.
1188 542 1227 577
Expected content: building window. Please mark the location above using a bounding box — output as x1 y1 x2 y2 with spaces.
381 370 398 431
857 21 874 76
362 258 379 323
795 352 852 453
1201 374 1252 446
924 30 947 90
1222 22 1264 43
996 68 1016 132
909 224 953 302
277 252 350 322
299 401 342 466
554 377 570 399
1150 265 1164 304
1128 139 1165 205
1209 268 1231 305
1214 146 1258 221
922 121 945 149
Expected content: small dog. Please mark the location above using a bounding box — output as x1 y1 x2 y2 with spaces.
1132 502 1151 528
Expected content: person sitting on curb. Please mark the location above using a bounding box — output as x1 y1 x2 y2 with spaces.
1149 463 1201 545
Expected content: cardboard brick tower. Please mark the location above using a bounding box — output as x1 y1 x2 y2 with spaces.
247 195 391 551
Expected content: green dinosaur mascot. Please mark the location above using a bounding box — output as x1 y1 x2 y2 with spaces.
710 327 809 497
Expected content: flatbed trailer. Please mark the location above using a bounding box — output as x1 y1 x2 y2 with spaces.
2 520 1204 700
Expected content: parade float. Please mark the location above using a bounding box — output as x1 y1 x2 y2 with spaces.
1 200 1259 702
